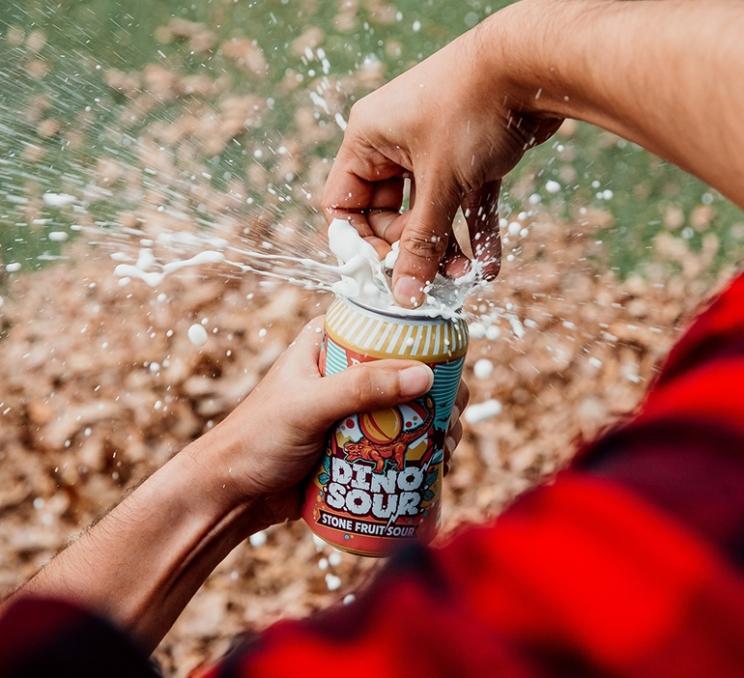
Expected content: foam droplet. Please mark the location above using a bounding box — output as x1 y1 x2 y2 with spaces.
464 399 503 424
249 530 267 547
187 323 208 347
325 573 342 591
42 192 76 208
473 358 494 380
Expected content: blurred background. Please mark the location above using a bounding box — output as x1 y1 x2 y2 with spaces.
0 1 742 675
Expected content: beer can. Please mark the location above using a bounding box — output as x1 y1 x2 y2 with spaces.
302 295 469 557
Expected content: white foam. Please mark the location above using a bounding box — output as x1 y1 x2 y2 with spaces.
114 249 225 288
157 231 228 250
473 358 494 380
328 218 389 302
464 399 503 423
187 323 208 347
42 192 76 208
328 218 478 318
508 316 526 339
485 325 501 341
249 530 267 548
325 573 342 591
468 321 486 339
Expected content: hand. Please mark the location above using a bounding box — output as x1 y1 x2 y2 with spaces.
321 8 561 307
190 318 468 524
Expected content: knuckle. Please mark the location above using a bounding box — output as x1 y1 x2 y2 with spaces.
320 182 340 214
400 227 449 263
347 102 368 133
348 98 371 124
348 100 362 122
320 192 333 212
320 202 340 221
349 368 378 407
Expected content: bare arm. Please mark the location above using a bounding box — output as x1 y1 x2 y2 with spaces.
3 321 445 653
322 0 744 307
13 449 264 654
498 0 744 205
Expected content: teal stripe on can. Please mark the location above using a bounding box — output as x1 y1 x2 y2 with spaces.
431 357 465 430
324 338 348 376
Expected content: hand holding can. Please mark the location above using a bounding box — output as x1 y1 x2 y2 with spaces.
303 296 468 557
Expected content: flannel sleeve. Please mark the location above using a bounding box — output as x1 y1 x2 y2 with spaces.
205 273 744 678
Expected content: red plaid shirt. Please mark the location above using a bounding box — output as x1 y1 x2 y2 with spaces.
3 274 744 678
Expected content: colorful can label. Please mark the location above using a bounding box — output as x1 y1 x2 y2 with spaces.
303 296 468 557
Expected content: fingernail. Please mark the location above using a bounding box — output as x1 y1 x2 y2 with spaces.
399 364 434 397
449 406 460 428
394 276 424 308
445 436 456 453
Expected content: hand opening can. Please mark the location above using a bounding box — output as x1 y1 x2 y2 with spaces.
303 295 469 557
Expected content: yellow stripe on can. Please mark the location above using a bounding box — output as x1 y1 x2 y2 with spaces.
324 297 468 362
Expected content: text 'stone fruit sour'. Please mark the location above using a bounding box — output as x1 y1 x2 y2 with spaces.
303 296 468 556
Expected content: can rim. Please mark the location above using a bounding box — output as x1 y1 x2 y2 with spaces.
341 294 464 321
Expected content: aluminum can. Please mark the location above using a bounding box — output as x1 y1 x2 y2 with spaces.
303 295 469 557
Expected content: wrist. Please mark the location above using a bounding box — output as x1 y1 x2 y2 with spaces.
177 431 260 516
479 0 608 120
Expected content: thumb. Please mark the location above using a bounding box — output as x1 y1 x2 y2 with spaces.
393 174 461 308
314 360 434 426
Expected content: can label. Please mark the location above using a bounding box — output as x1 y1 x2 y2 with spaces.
303 297 468 557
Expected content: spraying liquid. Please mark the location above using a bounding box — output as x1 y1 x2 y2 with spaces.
108 218 482 320
328 219 480 318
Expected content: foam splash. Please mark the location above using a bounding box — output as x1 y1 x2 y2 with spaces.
114 250 226 287
464 399 503 424
108 219 481 321
328 219 481 318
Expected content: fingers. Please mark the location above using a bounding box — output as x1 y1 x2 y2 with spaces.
442 181 502 280
322 142 402 214
466 180 502 280
321 131 407 260
284 317 326 375
314 360 434 427
392 172 462 308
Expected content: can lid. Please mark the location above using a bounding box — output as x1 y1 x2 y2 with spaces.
327 296 469 362
341 294 465 322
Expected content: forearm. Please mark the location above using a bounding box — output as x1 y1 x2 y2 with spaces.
5 440 261 653
0 319 436 653
489 0 744 207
